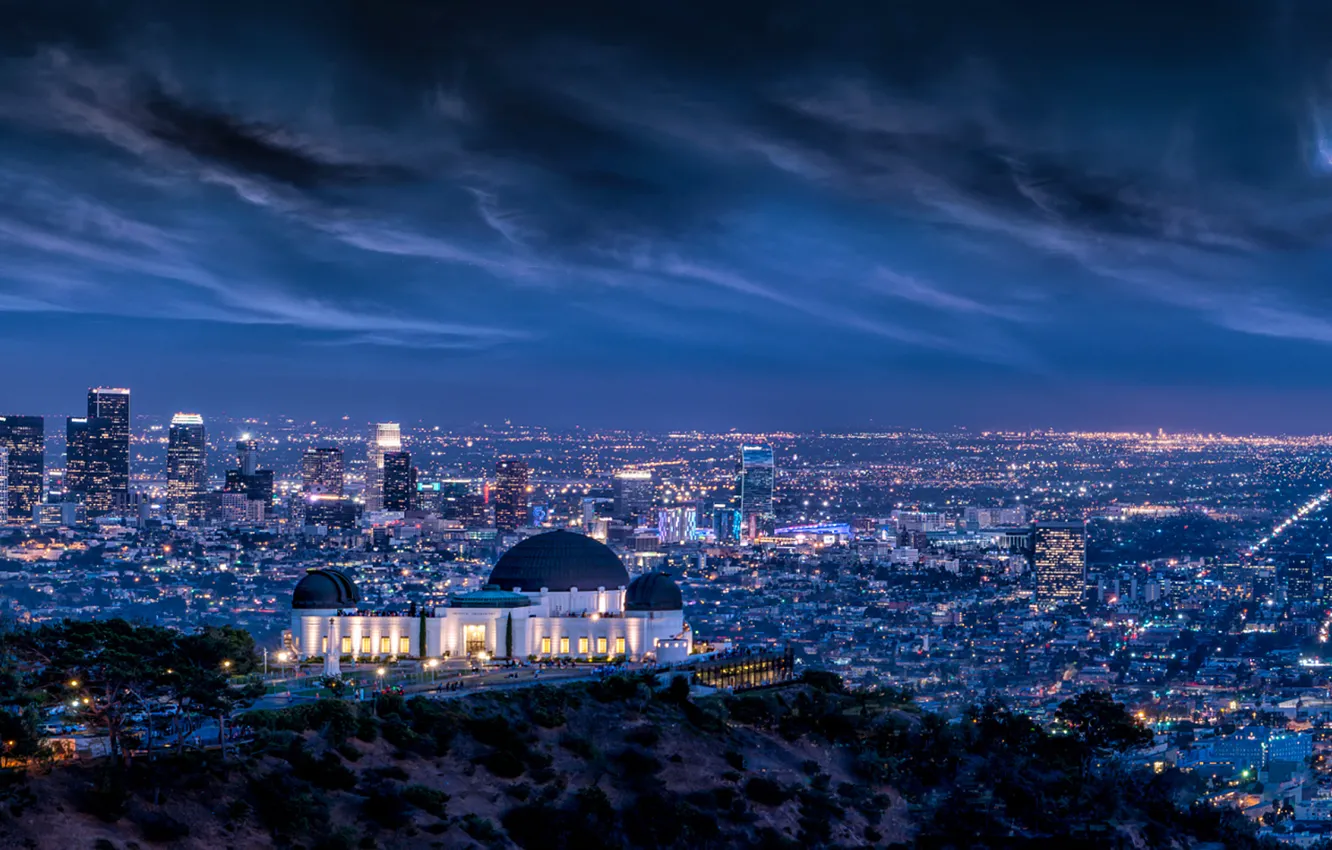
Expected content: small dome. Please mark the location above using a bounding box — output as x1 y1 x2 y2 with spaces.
625 572 683 611
488 530 629 592
292 568 360 610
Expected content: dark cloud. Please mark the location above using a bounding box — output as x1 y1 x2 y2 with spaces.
0 0 1331 426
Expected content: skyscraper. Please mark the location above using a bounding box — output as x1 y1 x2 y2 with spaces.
0 448 8 522
1033 521 1087 608
612 469 653 521
1283 554 1316 605
225 436 275 506
0 415 43 523
237 436 258 476
84 387 130 515
166 413 206 520
737 444 775 539
383 451 415 512
65 417 92 499
365 422 402 512
301 447 345 497
493 458 530 530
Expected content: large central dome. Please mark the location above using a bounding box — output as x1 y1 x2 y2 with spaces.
488 530 630 592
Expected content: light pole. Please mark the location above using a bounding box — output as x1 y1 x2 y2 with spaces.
374 667 386 712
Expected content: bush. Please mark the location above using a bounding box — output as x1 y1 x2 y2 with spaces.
625 725 661 747
482 749 526 779
135 810 191 841
361 785 413 829
616 747 663 777
559 733 596 759
288 743 357 791
724 750 746 771
744 777 791 807
461 814 502 842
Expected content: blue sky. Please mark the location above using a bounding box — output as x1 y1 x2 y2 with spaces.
5 1 1332 431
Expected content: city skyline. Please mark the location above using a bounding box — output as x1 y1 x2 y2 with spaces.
7 3 1332 430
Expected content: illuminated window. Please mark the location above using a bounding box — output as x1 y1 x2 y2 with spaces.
541 637 552 654
559 637 570 654
596 637 608 654
578 637 590 654
399 637 411 655
380 636 391 654
615 637 625 655
361 636 371 653
341 636 351 654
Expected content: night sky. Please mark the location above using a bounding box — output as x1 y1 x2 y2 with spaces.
4 1 1332 431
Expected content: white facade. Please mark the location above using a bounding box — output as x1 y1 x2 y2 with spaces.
292 584 690 662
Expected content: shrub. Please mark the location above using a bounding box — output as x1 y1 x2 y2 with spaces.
724 750 746 771
136 810 191 842
617 747 663 777
482 749 526 779
361 785 413 829
461 814 502 842
744 777 791 807
625 724 661 747
559 733 596 760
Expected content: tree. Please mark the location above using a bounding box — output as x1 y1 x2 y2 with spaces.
504 613 513 659
1055 690 1152 773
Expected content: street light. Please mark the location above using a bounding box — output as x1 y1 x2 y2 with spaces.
374 667 387 712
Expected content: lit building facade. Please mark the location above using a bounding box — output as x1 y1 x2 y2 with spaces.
738 444 775 539
301 446 345 497
364 422 401 512
1033 521 1087 608
382 450 414 512
612 469 653 521
493 458 530 530
291 530 691 663
0 415 43 523
166 413 206 520
84 387 130 515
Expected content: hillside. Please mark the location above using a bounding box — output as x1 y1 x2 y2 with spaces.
0 672 1276 849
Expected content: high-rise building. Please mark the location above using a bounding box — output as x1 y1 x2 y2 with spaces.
612 470 654 522
166 413 206 520
237 437 258 476
1033 521 1087 608
0 415 43 523
737 444 776 538
224 436 274 506
81 388 130 515
383 451 415 512
1283 554 1317 605
657 505 698 545
65 417 92 498
493 458 530 530
302 447 345 497
0 448 7 522
364 423 402 512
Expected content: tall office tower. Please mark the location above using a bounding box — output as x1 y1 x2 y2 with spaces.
65 417 92 497
0 448 7 522
237 437 258 476
301 447 345 497
225 436 275 505
1283 554 1316 605
612 469 654 521
166 413 207 520
82 388 130 514
493 458 530 530
737 444 776 539
382 451 415 512
364 422 402 512
0 415 43 522
1033 521 1087 608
